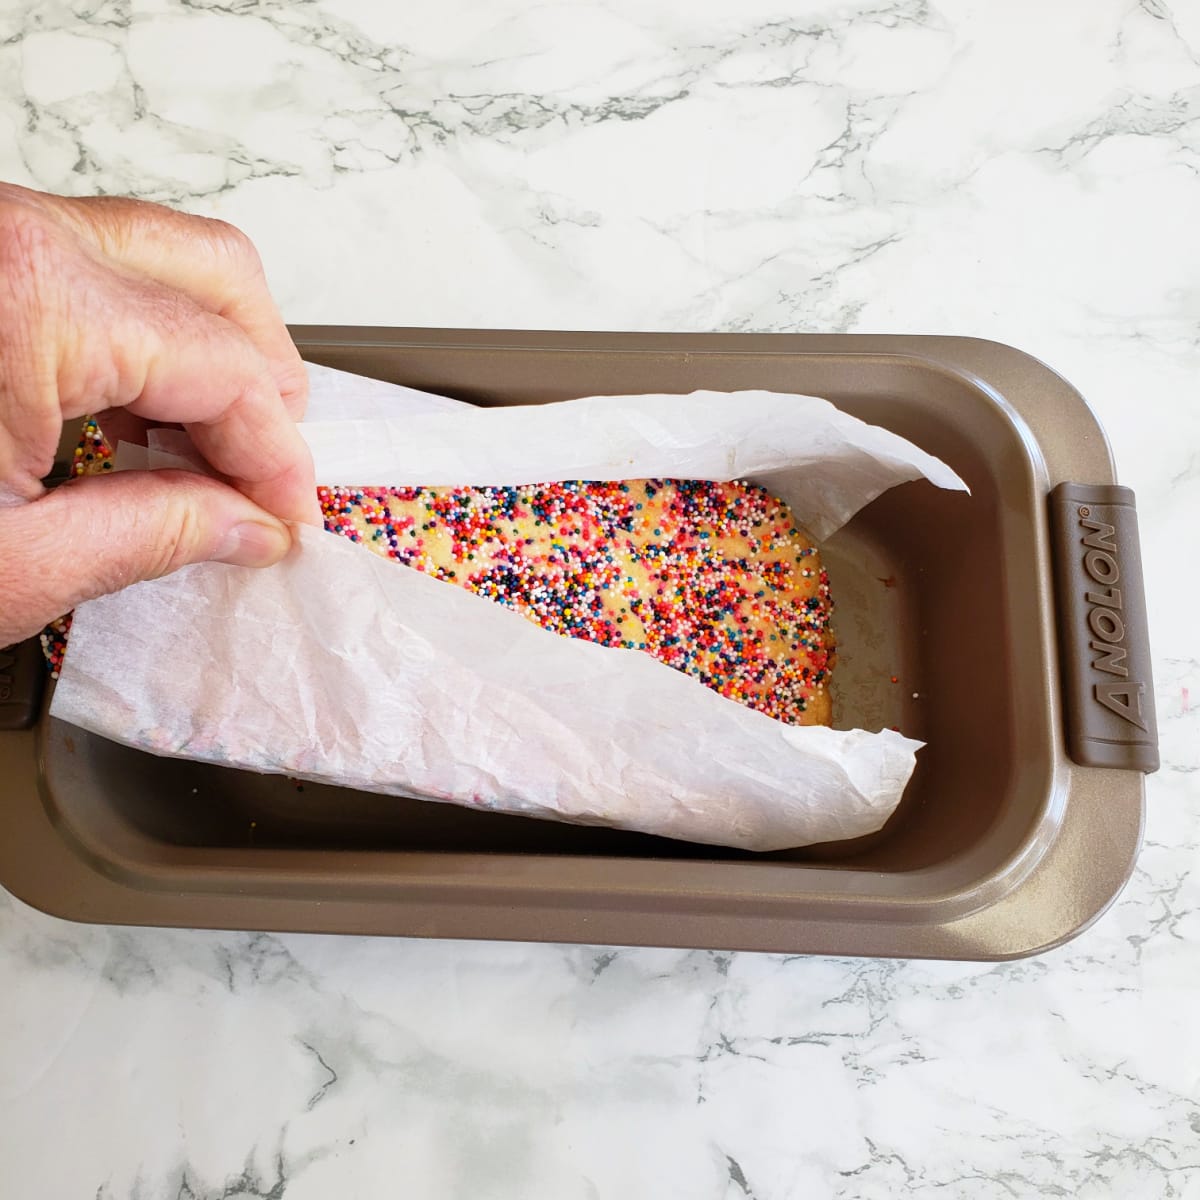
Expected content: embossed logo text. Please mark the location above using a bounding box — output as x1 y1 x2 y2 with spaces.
1080 513 1147 730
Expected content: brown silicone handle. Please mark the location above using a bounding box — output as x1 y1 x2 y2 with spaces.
1049 483 1158 773
0 638 46 732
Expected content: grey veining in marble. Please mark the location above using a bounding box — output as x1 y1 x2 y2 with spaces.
1 0 1198 1196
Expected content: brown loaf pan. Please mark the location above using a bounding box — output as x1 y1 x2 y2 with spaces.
0 331 1158 959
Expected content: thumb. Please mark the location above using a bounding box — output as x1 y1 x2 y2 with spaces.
0 469 295 646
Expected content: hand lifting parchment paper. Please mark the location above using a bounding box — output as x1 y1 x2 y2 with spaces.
52 364 966 851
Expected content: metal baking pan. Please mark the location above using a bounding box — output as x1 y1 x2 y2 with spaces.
0 330 1157 959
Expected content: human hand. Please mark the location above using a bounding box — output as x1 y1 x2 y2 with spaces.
0 183 319 647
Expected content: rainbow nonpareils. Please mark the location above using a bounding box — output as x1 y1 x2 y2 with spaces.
319 478 835 726
41 418 113 678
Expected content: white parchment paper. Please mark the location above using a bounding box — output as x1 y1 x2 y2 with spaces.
51 363 967 851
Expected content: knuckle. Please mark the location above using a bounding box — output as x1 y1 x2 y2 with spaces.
0 546 31 644
0 505 60 641
63 195 179 264
66 476 209 591
201 216 263 274
0 200 61 290
69 194 143 241
275 358 311 413
143 486 207 580
0 202 64 403
69 195 266 278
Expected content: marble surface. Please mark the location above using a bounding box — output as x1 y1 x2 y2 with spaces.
2 0 1199 1195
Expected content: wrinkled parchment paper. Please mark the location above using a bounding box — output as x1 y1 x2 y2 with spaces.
51 364 967 851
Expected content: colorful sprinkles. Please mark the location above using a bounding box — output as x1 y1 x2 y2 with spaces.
40 417 113 677
319 479 836 726
40 614 70 677
42 418 837 724
73 416 114 477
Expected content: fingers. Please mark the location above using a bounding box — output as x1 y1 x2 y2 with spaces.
0 185 314 643
0 470 294 647
0 189 318 526
108 293 321 526
37 188 309 419
45 236 321 528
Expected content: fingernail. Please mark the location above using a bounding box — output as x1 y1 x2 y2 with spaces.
212 520 292 568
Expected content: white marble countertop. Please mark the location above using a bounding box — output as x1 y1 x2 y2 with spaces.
2 1 1198 1196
